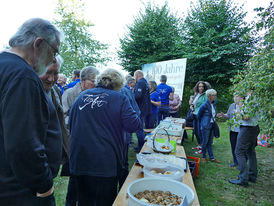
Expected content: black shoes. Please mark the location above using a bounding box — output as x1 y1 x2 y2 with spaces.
228 179 248 187
248 177 256 183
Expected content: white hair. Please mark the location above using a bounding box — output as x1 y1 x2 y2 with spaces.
55 55 64 71
80 66 99 81
206 89 217 96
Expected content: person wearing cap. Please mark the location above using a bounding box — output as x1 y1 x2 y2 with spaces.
66 69 80 89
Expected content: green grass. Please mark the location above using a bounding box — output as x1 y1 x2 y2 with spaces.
54 122 274 206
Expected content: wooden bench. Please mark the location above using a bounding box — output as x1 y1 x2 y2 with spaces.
184 127 195 142
143 128 155 134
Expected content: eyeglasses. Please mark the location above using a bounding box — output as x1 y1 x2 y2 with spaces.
43 39 59 58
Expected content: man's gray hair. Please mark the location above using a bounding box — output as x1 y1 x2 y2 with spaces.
97 68 125 91
134 70 144 78
55 55 64 72
206 89 217 96
126 76 135 85
80 66 99 81
9 18 62 47
160 75 167 82
125 74 133 81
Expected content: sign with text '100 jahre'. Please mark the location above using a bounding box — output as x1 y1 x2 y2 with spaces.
142 58 187 100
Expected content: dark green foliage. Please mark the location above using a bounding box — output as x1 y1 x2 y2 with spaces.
118 3 184 74
231 2 274 137
54 0 110 77
183 0 256 85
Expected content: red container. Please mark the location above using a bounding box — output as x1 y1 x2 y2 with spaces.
187 155 200 178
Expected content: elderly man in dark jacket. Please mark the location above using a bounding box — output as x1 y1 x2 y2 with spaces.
134 70 151 152
0 18 62 206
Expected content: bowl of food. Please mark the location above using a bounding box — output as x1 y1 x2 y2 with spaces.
127 178 194 206
143 164 185 181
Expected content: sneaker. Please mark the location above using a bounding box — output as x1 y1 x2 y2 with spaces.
202 158 207 163
192 146 202 150
195 150 202 154
210 159 220 163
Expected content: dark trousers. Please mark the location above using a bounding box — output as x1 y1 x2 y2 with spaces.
235 125 260 183
170 111 179 118
76 175 118 206
0 192 55 206
193 115 202 145
65 176 78 206
230 131 238 164
135 115 145 151
118 136 129 190
145 113 157 129
158 106 169 122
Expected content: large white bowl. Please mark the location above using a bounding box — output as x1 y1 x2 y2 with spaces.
143 164 185 182
127 177 194 206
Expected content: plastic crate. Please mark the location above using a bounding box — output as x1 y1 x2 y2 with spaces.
188 161 196 178
187 155 200 178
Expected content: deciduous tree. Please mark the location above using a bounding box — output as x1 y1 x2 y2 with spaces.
54 0 110 77
232 2 273 137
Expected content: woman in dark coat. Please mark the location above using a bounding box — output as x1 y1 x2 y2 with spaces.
197 89 220 163
69 69 142 206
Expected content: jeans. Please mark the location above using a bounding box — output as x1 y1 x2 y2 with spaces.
158 106 170 122
201 123 214 159
76 175 118 206
145 113 157 129
230 131 238 164
193 115 202 145
135 115 145 151
235 125 260 183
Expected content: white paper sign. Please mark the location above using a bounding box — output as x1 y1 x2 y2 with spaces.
142 58 187 100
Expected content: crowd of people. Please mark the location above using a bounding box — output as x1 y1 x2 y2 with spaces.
188 80 260 187
0 18 260 206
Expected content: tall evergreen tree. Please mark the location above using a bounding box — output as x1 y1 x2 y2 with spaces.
118 3 183 74
183 0 255 84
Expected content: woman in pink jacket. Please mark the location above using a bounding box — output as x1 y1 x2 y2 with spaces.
169 87 181 118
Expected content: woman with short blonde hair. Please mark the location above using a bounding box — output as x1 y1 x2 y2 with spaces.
96 68 124 91
69 68 141 205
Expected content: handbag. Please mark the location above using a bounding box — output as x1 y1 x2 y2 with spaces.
213 122 220 138
186 109 195 122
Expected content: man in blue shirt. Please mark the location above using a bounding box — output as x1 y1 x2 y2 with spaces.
66 70 80 89
156 75 174 122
